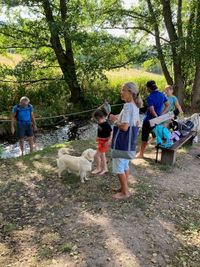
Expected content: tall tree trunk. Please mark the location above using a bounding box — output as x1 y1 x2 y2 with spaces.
146 0 173 85
42 0 81 103
192 1 200 109
192 65 200 109
161 0 185 105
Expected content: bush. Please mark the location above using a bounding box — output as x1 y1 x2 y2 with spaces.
83 69 166 110
0 68 166 120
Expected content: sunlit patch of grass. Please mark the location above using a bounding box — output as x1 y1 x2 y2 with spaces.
0 54 22 67
106 68 165 90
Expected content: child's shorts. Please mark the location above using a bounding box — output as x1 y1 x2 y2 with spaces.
96 137 109 153
112 158 130 174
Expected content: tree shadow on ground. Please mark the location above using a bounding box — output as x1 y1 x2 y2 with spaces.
0 142 199 266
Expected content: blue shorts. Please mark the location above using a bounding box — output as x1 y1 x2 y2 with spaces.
17 122 33 139
112 158 130 174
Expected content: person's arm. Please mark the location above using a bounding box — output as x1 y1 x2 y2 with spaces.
114 121 129 131
109 114 119 122
174 101 183 113
11 112 16 135
149 106 158 118
31 112 37 131
110 104 130 131
107 131 113 144
161 101 170 115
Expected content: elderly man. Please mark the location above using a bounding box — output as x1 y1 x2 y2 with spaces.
11 96 37 156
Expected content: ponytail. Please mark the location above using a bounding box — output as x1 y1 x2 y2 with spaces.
123 82 143 108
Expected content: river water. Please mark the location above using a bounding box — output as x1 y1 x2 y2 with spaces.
0 114 146 159
0 121 97 159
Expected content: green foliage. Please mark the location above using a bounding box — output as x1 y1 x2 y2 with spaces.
2 223 17 235
143 58 162 74
82 69 165 109
0 68 165 120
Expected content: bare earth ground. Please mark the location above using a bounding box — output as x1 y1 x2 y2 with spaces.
0 140 199 267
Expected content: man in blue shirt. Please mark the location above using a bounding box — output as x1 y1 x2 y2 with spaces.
11 96 37 156
137 80 169 158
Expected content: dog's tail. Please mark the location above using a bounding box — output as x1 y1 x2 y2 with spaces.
58 148 70 158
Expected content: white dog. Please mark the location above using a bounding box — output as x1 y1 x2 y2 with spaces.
57 148 96 183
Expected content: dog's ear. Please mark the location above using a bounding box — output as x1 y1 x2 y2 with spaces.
82 149 96 161
88 150 96 160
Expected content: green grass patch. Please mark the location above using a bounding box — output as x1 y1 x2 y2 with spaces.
157 164 173 172
38 247 53 259
57 242 74 253
2 223 17 235
130 177 154 210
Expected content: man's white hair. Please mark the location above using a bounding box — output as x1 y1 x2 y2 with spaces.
20 96 30 103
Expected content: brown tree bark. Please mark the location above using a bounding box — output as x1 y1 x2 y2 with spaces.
161 0 185 105
42 0 82 103
191 1 200 109
146 0 173 86
192 66 200 109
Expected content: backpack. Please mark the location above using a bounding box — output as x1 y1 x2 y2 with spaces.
15 104 32 121
153 124 173 149
170 120 194 137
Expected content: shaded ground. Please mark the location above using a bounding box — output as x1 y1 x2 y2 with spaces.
0 140 199 267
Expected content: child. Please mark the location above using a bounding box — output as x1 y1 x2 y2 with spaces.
92 109 112 175
165 85 183 116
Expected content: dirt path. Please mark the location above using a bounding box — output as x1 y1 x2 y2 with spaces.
0 141 199 267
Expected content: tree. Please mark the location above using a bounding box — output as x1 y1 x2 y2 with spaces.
1 0 137 105
101 0 200 108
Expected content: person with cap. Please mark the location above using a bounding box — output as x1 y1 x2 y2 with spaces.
136 80 169 158
11 96 37 156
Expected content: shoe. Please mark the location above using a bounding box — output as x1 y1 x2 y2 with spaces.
196 154 200 159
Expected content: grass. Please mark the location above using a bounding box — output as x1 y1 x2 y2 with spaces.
1 223 17 235
38 247 53 259
0 54 22 67
0 139 200 266
130 177 155 210
106 68 166 91
58 243 74 253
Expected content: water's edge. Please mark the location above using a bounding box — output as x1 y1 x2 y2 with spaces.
0 120 97 159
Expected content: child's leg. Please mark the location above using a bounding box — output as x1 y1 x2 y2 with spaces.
92 151 101 174
99 152 108 175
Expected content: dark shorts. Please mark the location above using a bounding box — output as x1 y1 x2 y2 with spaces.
17 122 33 139
142 120 153 142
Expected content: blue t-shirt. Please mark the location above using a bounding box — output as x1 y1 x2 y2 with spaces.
144 90 168 121
12 104 33 123
166 95 178 111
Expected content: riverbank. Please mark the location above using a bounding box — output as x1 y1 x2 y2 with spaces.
0 120 97 159
0 140 199 266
